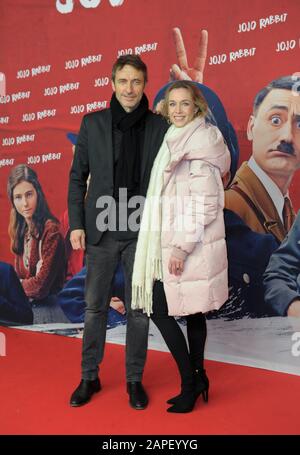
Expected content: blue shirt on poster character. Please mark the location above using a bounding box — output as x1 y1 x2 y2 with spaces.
0 262 33 326
264 211 300 317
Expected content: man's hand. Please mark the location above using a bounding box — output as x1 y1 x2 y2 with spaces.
168 255 184 276
287 299 300 318
170 28 208 82
70 229 86 250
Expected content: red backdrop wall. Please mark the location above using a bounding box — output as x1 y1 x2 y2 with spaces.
0 0 299 263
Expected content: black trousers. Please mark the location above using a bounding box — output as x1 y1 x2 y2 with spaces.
151 281 207 387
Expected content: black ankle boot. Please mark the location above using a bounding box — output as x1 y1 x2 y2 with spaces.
167 369 209 405
167 386 198 413
195 369 209 403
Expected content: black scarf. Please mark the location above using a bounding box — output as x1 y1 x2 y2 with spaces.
110 92 149 200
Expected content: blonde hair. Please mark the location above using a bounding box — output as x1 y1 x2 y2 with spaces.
161 80 208 120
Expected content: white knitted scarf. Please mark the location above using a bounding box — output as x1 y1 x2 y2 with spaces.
131 124 184 316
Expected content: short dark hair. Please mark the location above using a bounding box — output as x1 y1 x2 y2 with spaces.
111 54 148 83
253 75 300 114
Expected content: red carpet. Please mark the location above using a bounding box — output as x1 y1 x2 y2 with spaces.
0 326 299 435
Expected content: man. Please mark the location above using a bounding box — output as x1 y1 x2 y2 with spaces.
225 76 300 243
68 55 168 408
223 77 300 316
264 212 300 318
61 132 126 315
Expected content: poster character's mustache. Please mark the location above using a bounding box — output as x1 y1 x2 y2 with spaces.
275 141 295 156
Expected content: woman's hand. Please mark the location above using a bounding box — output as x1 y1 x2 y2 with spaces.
168 255 184 276
110 297 126 315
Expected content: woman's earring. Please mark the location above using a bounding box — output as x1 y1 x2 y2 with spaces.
167 116 171 125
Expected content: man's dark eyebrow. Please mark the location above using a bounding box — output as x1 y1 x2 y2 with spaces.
267 107 300 120
117 78 143 82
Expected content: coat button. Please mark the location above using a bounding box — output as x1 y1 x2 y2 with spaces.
243 273 250 284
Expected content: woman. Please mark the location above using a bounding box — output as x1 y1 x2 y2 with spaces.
7 164 68 324
132 81 231 413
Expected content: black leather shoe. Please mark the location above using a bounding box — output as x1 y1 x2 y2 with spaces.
70 378 101 407
127 381 148 410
